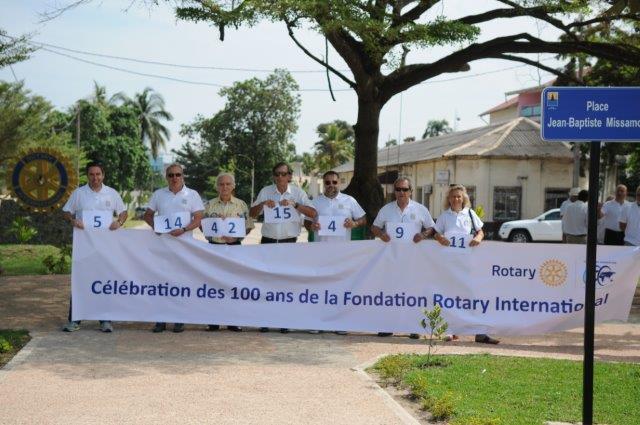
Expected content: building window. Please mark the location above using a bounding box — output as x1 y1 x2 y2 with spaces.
493 187 521 220
545 188 570 211
465 186 476 208
520 105 541 118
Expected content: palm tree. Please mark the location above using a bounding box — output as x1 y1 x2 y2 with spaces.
314 122 354 170
113 87 173 159
90 81 109 107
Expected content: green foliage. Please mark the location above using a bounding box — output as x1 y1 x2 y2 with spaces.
371 354 414 384
422 119 452 139
7 217 37 244
0 329 30 367
0 81 83 187
420 305 449 365
65 98 152 192
174 70 301 203
474 205 485 220
112 87 173 159
42 244 71 275
0 29 34 68
313 120 354 171
450 417 501 425
429 392 456 421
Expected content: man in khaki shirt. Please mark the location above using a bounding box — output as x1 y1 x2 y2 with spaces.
204 172 254 332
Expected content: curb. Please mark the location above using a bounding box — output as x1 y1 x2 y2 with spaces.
351 354 422 425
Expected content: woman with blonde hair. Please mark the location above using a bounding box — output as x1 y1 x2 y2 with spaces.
433 184 499 344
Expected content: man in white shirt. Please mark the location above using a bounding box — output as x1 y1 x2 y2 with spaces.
249 161 317 333
62 162 128 333
560 187 579 242
563 189 588 244
372 177 435 244
306 171 366 243
371 177 435 338
598 185 629 245
144 163 204 333
304 170 366 335
620 186 640 246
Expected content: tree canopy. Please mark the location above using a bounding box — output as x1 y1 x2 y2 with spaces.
173 0 640 218
174 70 301 202
422 119 452 139
0 29 33 68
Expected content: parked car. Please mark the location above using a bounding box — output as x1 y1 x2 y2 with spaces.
498 208 561 242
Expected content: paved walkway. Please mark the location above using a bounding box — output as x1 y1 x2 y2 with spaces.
1 274 639 424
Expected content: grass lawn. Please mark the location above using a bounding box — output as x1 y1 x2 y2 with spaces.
0 330 30 368
0 244 64 276
371 354 640 425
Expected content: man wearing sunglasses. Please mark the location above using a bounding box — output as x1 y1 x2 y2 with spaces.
371 177 435 338
250 161 317 333
144 163 204 333
305 171 366 243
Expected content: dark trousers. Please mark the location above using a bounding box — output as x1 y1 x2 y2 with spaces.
209 240 242 246
604 229 625 246
260 236 297 244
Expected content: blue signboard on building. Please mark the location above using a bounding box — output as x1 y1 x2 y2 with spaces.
541 87 640 142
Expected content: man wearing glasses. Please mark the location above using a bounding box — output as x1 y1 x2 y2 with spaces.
144 163 204 333
371 177 435 338
250 161 317 333
619 186 640 246
306 171 366 243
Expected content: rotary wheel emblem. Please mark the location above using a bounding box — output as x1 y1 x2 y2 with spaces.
5 148 77 212
539 259 568 287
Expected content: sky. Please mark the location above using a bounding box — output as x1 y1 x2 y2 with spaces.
0 1 565 158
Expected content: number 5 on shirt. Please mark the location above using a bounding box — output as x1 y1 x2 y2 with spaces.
82 210 112 231
318 215 347 237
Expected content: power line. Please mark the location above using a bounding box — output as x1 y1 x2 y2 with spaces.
1 33 560 91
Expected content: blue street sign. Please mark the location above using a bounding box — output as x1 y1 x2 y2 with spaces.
541 87 640 142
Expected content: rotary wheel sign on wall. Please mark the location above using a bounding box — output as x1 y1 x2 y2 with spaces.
5 148 77 212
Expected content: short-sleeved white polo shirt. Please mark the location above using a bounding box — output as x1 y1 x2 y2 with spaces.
601 199 629 231
252 184 314 240
620 202 640 246
148 185 204 234
434 207 483 236
310 192 366 242
63 184 126 219
563 200 588 236
373 200 435 231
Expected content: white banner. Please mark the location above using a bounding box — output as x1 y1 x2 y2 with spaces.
71 230 640 335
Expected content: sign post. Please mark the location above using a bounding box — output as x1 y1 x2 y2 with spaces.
541 87 640 425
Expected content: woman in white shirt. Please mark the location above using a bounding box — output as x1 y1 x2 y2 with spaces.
433 184 499 345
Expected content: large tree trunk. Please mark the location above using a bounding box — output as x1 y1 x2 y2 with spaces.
344 93 384 230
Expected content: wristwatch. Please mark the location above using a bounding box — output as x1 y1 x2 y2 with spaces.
182 227 187 233
293 202 299 209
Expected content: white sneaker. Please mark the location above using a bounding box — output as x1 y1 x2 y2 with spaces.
100 321 113 333
62 321 80 332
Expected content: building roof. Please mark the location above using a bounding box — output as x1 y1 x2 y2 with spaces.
479 96 518 116
334 117 572 173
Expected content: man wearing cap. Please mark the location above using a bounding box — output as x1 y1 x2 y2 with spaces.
144 163 204 333
598 185 629 246
560 188 580 243
249 161 317 333
619 186 640 246
62 161 128 333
